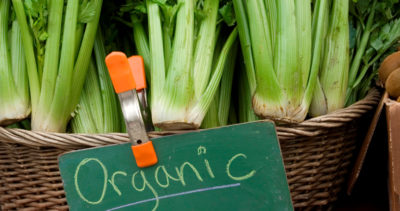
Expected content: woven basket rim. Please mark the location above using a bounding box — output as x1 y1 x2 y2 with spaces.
0 88 381 149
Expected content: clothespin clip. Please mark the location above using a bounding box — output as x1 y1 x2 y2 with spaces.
105 52 157 168
127 56 153 132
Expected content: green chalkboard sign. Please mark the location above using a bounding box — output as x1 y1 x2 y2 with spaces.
59 121 293 211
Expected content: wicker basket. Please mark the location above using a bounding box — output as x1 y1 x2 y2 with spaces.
0 88 381 210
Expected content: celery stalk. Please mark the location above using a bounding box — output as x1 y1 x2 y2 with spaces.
68 0 103 121
201 36 238 128
0 0 30 125
187 29 238 127
218 42 237 126
93 30 121 133
36 0 63 125
299 0 329 117
311 0 349 116
131 15 151 81
71 60 102 133
309 78 328 117
201 94 220 129
247 0 282 119
71 30 121 133
295 0 312 89
153 0 195 126
193 0 219 100
10 21 30 115
36 0 80 132
147 0 166 111
273 0 300 115
238 64 259 123
12 0 40 112
232 0 256 93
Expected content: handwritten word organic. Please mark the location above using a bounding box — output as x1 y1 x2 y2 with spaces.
73 146 256 210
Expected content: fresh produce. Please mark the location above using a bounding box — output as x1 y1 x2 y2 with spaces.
378 51 400 85
3 0 400 132
238 62 258 123
233 0 328 122
378 51 400 100
0 0 30 126
201 38 238 128
70 30 121 133
12 0 103 132
346 0 400 105
124 0 238 130
310 0 349 117
386 69 400 99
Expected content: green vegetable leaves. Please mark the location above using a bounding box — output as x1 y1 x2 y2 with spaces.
219 2 235 26
347 0 400 105
79 0 98 23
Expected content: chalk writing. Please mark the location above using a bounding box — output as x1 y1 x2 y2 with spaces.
154 165 180 188
131 171 159 211
108 171 127 196
73 146 257 210
175 162 204 186
197 146 215 178
74 158 108 205
60 121 293 211
197 146 206 155
226 153 257 181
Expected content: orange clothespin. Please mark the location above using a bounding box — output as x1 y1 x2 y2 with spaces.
105 52 157 168
128 56 153 132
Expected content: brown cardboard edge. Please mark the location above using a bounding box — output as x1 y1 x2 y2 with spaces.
386 99 400 194
386 99 400 210
347 92 388 195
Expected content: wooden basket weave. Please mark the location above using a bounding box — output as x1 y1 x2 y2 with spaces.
0 88 381 210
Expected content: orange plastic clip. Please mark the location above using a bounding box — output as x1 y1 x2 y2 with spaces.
131 141 158 168
105 52 136 93
128 56 147 90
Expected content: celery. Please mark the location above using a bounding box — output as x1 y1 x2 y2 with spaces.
12 0 103 132
238 61 258 123
71 61 101 133
0 0 30 125
71 31 121 133
139 0 238 130
131 14 151 81
201 37 238 128
234 0 327 122
201 95 220 129
310 0 349 116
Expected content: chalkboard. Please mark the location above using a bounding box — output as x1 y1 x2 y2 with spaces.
59 121 293 211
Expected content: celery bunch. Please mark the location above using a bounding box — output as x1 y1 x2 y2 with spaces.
12 0 103 132
233 0 328 122
125 0 238 130
0 0 30 126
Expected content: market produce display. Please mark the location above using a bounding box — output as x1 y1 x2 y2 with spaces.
1 0 400 132
0 1 394 210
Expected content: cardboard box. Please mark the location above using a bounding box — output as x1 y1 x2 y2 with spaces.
386 99 400 211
